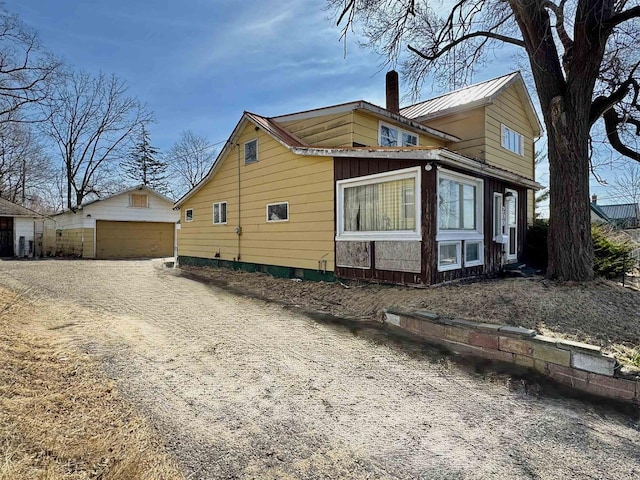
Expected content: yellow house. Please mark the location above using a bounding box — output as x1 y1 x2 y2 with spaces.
175 72 542 285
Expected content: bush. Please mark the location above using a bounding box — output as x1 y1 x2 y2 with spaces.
592 225 637 279
525 219 548 269
525 221 638 278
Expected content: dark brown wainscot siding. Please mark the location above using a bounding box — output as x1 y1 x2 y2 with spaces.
334 157 529 286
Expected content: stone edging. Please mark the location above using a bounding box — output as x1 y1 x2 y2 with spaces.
383 308 640 405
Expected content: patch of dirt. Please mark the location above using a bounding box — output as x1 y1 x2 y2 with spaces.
180 266 640 362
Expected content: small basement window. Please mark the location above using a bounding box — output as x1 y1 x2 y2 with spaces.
438 241 461 271
185 208 193 222
130 193 148 208
266 202 289 222
245 139 258 164
213 202 227 224
464 240 484 267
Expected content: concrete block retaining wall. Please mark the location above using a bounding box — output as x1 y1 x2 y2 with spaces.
384 309 640 405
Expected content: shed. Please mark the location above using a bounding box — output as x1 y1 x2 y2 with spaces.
0 197 44 257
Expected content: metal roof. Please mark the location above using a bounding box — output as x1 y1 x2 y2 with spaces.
400 72 543 138
401 72 519 119
598 203 639 222
0 197 43 217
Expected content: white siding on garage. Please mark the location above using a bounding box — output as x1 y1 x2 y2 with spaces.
14 217 35 257
81 191 179 223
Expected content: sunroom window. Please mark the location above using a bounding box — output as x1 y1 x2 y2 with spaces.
437 169 484 271
337 167 421 241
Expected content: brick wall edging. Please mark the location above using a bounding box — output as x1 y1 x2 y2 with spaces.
383 308 640 405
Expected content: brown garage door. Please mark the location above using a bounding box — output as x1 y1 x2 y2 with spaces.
96 221 174 259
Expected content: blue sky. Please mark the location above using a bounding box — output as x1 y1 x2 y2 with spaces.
12 1 631 211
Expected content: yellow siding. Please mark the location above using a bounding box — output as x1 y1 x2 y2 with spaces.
353 111 445 148
422 107 486 160
280 112 353 147
57 228 94 258
484 84 536 180
179 123 335 271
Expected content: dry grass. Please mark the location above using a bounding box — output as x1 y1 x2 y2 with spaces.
0 287 184 480
182 266 640 370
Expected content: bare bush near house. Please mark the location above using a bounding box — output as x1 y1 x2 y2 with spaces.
166 130 217 199
0 287 184 480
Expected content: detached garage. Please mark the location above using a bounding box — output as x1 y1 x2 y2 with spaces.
46 186 179 259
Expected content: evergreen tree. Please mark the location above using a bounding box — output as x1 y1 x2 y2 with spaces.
122 124 168 193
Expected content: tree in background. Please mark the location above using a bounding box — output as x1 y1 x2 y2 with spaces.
121 124 168 194
0 121 53 206
166 130 217 198
0 6 61 123
46 71 151 209
331 0 640 281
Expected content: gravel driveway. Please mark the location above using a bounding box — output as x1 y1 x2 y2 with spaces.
0 259 638 479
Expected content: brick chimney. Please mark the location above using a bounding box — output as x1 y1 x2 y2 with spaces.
386 70 399 114
591 194 597 204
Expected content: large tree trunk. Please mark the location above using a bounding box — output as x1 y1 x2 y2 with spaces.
545 96 594 281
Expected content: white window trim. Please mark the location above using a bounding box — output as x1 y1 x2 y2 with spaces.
212 201 227 225
505 189 518 261
185 208 193 222
501 124 524 156
378 121 419 147
436 168 484 242
244 138 258 164
438 241 462 272
493 192 505 242
266 201 289 223
336 166 422 241
464 240 484 267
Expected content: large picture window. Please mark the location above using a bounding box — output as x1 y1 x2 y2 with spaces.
337 167 421 241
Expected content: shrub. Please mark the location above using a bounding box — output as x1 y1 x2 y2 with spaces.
525 219 548 269
592 225 637 279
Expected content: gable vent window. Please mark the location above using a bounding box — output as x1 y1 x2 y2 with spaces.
501 125 524 155
130 193 148 208
245 139 258 165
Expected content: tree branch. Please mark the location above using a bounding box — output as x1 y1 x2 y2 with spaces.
408 30 524 61
603 107 640 161
603 6 640 29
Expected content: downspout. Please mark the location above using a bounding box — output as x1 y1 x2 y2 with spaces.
236 143 241 262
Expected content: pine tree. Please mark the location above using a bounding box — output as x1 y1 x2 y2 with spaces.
122 124 168 193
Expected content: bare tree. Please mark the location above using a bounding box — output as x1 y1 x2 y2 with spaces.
611 162 640 224
0 120 52 205
0 6 61 123
166 130 217 198
330 0 640 281
46 71 151 209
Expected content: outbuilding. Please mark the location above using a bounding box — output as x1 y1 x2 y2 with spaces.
46 186 179 259
0 197 44 258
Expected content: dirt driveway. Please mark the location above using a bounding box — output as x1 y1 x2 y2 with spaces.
0 259 638 479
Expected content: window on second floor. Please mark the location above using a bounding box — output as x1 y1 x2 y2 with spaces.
379 122 419 147
244 139 258 164
501 125 524 155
